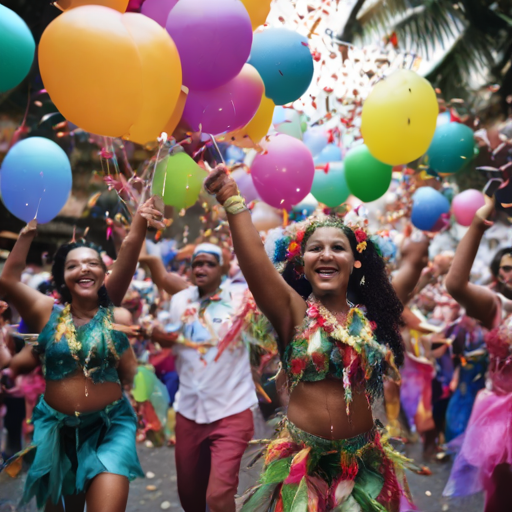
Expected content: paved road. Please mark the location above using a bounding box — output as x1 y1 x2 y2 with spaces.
0 407 485 512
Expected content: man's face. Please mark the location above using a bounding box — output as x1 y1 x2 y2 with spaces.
498 254 512 291
191 253 223 292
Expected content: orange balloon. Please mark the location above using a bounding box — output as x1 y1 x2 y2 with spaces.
121 14 182 145
162 86 189 138
240 0 271 30
55 0 129 12
39 6 142 137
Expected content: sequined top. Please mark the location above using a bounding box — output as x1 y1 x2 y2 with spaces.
283 295 399 414
33 305 130 384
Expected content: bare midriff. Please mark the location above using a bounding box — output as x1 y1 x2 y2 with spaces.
287 378 374 440
44 372 122 415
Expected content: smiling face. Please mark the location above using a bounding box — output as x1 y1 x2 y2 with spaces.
303 227 356 296
64 248 106 303
191 253 223 294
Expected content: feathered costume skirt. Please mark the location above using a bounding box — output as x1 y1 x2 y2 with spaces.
240 419 415 512
1 395 144 509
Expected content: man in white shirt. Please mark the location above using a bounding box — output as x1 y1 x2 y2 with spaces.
140 244 257 512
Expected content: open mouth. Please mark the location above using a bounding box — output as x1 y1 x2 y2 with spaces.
315 267 338 279
77 278 95 288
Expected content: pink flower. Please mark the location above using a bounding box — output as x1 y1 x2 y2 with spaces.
354 229 367 244
307 305 319 318
296 230 305 243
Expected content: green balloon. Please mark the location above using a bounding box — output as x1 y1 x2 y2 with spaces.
311 162 350 207
0 5 35 93
152 151 206 210
132 366 156 403
344 144 392 203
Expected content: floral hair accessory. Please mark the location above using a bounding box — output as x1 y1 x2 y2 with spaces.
353 228 368 253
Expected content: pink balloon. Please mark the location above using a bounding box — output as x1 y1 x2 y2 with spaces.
141 0 178 26
183 64 264 136
452 189 485 226
166 0 252 91
251 133 315 210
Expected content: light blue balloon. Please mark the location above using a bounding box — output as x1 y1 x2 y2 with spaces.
248 28 314 106
411 187 450 231
310 162 350 207
225 145 245 164
292 193 318 216
272 106 287 125
303 127 328 156
0 137 72 223
313 143 342 165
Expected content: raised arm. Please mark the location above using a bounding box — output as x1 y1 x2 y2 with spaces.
0 221 54 333
107 196 165 306
139 252 189 295
392 235 430 306
205 167 306 343
445 200 497 329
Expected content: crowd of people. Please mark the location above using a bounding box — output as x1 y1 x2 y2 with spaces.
0 168 510 512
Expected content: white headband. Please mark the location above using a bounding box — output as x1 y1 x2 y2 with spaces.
192 243 223 265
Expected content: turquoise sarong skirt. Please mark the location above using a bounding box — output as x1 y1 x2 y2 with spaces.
3 394 144 509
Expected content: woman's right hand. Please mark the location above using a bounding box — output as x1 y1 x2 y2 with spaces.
475 195 495 226
204 165 239 205
20 219 38 238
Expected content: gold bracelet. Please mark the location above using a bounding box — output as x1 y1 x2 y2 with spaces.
223 195 248 215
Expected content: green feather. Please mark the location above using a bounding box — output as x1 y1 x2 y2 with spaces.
261 457 292 485
240 483 279 512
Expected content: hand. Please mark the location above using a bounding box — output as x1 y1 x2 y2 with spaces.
204 165 239 205
138 196 166 231
20 219 38 238
475 195 495 226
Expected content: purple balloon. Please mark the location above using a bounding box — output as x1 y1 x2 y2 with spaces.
141 0 178 26
166 0 253 91
251 134 315 210
183 64 263 136
231 168 260 203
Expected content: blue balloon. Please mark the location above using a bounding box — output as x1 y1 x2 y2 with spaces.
248 28 314 106
272 106 287 125
314 143 342 165
411 187 450 231
1 137 72 223
225 145 245 164
310 162 350 208
303 127 328 156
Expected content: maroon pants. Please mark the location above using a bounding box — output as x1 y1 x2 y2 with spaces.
175 409 254 512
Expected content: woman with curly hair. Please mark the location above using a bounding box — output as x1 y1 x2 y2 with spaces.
205 167 416 512
0 197 164 512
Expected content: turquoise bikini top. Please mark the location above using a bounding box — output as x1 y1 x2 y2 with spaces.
283 295 400 415
33 304 130 385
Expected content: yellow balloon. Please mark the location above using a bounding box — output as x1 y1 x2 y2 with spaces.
122 14 182 145
361 70 438 166
240 0 271 30
162 86 189 139
55 0 128 12
218 95 274 148
39 6 143 137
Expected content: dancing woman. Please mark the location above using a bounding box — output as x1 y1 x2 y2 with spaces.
205 168 415 512
443 199 512 512
0 197 164 512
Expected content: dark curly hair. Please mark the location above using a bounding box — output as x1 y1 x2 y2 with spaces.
282 217 404 366
52 241 111 308
490 247 512 279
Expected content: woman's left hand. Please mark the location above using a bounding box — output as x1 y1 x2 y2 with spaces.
138 196 166 230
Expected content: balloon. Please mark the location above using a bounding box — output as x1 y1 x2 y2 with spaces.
55 0 129 11
310 162 350 207
231 168 259 203
162 86 189 137
344 145 392 203
272 107 287 125
361 70 438 166
314 144 342 165
225 145 245 164
122 14 182 145
166 0 252 91
426 122 475 175
251 202 282 231
411 187 451 231
183 64 264 135
39 7 182 139
250 133 314 210
303 127 328 156
0 137 72 224
240 0 271 30
152 150 206 210
292 193 318 216
141 0 178 26
452 189 485 227
437 112 451 127
132 366 155 402
248 28 314 105
0 5 35 93
217 95 274 148
275 108 302 140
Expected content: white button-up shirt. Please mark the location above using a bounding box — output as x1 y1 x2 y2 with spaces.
165 279 258 424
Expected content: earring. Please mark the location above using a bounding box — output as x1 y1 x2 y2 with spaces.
354 261 362 269
360 276 366 286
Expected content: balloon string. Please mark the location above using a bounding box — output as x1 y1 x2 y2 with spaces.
34 197 42 220
210 134 225 166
